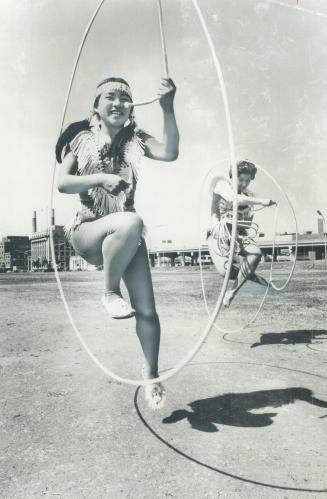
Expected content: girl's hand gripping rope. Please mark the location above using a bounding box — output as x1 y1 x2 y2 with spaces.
157 78 176 111
261 199 277 207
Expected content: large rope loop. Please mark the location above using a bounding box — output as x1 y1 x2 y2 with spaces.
199 162 298 335
50 0 240 386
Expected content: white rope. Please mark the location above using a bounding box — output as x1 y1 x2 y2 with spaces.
125 96 159 108
124 0 169 108
255 163 298 291
197 163 266 331
199 162 298 335
49 0 105 214
157 0 169 78
211 218 260 257
199 232 271 334
50 0 239 386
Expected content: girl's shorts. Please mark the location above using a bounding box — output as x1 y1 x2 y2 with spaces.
64 207 99 243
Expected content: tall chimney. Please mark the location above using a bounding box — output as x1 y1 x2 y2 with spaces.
51 208 55 227
318 217 324 234
32 210 37 233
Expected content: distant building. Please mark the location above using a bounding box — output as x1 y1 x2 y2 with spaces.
290 231 326 260
29 209 74 271
5 253 11 269
0 242 5 270
69 255 97 271
30 226 74 271
0 236 30 271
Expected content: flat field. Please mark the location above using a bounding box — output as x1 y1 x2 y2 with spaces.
0 262 326 498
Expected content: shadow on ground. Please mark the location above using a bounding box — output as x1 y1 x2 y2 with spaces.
250 329 327 348
162 387 327 432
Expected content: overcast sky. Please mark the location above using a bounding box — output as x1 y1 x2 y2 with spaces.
1 0 327 247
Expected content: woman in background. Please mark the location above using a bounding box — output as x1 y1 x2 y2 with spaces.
208 160 276 307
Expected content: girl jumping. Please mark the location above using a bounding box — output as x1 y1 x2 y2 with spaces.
207 160 276 307
55 76 179 409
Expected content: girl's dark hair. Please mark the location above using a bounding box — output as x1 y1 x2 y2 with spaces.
229 160 257 180
55 119 89 163
55 77 133 163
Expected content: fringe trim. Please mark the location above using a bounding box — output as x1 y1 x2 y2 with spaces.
70 129 145 217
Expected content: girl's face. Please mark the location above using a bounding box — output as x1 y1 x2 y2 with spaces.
238 173 252 193
96 90 132 128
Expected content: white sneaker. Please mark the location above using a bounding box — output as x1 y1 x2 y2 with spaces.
101 295 135 319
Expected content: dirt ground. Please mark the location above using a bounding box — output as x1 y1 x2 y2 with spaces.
0 261 326 498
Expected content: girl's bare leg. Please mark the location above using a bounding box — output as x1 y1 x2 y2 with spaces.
223 244 262 307
208 237 267 307
123 240 160 377
123 240 165 409
71 214 165 408
71 212 143 310
101 214 143 302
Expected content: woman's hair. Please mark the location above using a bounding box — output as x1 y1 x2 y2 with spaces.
55 119 89 163
55 77 134 163
229 160 257 180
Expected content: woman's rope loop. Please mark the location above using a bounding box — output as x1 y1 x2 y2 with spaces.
50 0 240 386
199 162 298 335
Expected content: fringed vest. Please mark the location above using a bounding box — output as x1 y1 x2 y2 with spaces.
64 127 146 240
70 128 146 216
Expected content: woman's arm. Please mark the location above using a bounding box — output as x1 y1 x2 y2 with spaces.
214 180 275 206
143 78 179 162
57 152 129 195
238 194 275 206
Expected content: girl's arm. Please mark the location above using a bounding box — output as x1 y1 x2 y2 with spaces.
143 78 179 162
214 180 275 207
57 152 129 195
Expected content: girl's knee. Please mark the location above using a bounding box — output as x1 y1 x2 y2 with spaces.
122 213 144 234
246 245 262 258
135 309 159 324
107 212 143 241
254 247 262 260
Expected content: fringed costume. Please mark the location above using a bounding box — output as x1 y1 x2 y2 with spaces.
64 125 148 241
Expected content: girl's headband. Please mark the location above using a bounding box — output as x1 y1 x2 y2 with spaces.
94 81 132 102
